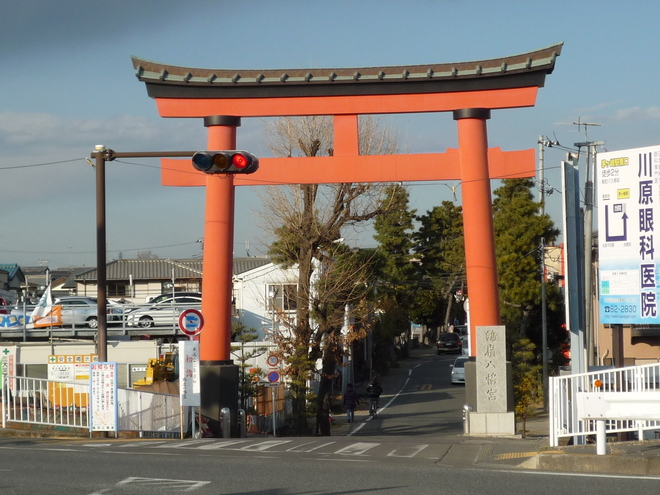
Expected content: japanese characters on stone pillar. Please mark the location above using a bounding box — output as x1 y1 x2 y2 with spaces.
476 325 507 413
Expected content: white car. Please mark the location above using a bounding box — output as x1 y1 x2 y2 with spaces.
126 296 202 328
450 355 468 385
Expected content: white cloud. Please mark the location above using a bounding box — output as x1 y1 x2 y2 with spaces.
612 106 660 122
0 112 209 157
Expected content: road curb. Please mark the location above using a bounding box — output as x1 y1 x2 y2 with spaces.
536 452 660 476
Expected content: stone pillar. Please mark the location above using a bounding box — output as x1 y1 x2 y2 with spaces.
465 325 516 436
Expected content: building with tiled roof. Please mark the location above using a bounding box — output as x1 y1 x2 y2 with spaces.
73 257 272 303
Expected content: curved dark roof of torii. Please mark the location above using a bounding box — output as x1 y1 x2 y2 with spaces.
132 43 562 100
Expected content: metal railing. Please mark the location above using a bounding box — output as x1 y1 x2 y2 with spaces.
2 375 181 437
2 376 89 429
549 363 660 446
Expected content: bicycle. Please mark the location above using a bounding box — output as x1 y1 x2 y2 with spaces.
369 398 378 418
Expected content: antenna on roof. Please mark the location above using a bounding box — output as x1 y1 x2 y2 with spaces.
573 116 601 142
246 240 250 258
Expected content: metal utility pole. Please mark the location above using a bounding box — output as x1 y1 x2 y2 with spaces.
573 120 604 368
89 148 195 361
538 135 557 412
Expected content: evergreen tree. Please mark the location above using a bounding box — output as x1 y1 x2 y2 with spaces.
372 184 417 361
492 179 559 339
411 201 466 333
512 338 542 437
231 322 267 412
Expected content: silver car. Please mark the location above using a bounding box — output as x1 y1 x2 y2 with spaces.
126 296 202 328
54 297 122 329
450 355 468 385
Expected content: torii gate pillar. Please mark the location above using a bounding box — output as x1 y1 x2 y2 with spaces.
199 115 240 437
454 109 501 350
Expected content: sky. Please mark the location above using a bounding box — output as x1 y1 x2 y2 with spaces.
2 0 660 269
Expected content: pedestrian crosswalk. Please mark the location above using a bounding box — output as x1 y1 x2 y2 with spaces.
82 438 453 461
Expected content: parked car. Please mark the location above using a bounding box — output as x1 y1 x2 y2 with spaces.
53 297 122 329
145 291 202 305
0 297 12 315
126 295 202 328
437 332 462 354
450 355 468 385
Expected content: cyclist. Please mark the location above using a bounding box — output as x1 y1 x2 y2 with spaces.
366 376 383 417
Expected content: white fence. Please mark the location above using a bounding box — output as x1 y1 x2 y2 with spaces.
2 375 181 437
549 362 660 446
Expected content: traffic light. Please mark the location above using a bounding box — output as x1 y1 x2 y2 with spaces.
191 151 259 174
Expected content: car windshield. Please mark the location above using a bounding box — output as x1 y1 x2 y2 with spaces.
440 333 459 341
454 358 467 368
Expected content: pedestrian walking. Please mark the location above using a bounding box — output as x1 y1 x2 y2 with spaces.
343 383 359 423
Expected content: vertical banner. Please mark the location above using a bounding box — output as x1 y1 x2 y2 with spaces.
179 341 201 407
0 347 16 393
563 159 586 374
597 145 660 324
90 362 118 433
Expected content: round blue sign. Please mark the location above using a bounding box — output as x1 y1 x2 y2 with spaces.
267 370 280 383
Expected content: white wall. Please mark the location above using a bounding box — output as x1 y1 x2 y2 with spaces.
233 263 298 341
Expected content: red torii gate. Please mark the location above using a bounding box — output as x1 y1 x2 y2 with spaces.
132 43 561 429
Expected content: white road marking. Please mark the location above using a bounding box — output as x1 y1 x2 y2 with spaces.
286 441 336 452
387 444 429 458
334 442 380 455
196 440 251 450
115 476 210 492
239 440 292 451
159 439 217 449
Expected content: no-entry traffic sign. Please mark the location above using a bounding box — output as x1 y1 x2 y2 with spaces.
179 309 204 337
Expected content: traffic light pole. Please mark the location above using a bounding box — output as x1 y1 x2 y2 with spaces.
89 148 196 362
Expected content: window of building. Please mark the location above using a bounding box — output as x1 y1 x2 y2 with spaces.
107 283 126 297
267 284 297 311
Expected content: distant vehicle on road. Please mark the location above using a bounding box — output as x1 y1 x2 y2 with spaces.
437 332 462 354
450 355 468 385
126 295 202 328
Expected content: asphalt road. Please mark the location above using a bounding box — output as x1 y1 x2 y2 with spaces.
0 349 659 493
1 436 659 494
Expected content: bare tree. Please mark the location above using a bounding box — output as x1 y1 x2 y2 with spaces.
259 115 399 435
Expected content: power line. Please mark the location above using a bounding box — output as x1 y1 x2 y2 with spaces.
0 158 85 170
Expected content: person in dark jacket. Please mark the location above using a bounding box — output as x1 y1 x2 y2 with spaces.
343 383 359 423
366 377 383 407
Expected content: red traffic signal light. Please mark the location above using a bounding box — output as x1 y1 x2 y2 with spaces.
192 151 259 174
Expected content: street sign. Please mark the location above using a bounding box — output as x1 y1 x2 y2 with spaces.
179 309 204 337
267 370 280 383
267 354 280 368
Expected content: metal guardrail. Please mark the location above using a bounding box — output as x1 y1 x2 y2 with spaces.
2 375 181 437
549 363 660 446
